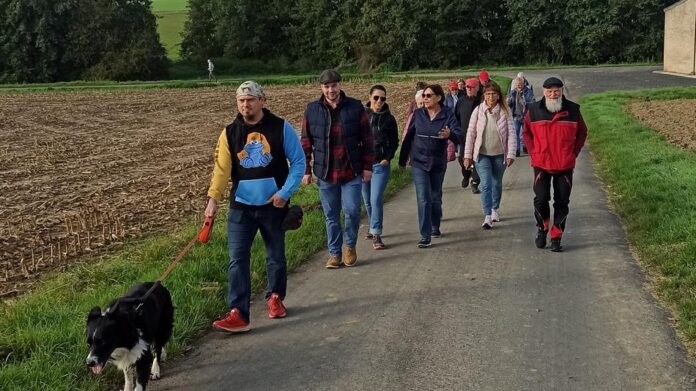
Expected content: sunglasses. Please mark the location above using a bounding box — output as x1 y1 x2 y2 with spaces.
422 93 434 98
372 95 387 102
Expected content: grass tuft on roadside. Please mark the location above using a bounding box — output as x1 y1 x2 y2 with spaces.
0 160 412 390
580 86 696 343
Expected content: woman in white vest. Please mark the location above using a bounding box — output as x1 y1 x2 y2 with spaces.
463 81 517 229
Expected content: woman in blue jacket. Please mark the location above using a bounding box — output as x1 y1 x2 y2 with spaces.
398 84 462 248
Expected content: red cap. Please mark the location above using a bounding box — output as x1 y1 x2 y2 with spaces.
449 81 459 90
479 70 490 83
465 78 479 88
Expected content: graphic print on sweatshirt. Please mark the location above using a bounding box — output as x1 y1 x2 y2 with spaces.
237 132 273 168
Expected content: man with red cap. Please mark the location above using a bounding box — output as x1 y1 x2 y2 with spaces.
444 80 464 109
479 70 490 84
522 77 588 252
477 70 491 97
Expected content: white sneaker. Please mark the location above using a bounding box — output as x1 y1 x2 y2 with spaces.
491 209 500 222
482 215 493 229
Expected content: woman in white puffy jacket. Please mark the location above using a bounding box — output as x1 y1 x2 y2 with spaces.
463 81 517 229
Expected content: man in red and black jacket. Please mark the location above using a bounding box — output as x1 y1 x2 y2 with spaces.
522 77 588 252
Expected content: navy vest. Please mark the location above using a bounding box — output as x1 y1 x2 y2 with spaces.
304 94 365 180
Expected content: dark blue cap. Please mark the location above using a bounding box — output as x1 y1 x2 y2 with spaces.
542 77 564 88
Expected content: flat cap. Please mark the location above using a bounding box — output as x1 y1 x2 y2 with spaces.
542 77 564 88
319 69 342 84
236 81 265 97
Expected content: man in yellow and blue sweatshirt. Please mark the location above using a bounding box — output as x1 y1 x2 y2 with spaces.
205 81 305 333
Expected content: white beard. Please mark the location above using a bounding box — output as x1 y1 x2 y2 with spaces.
545 97 563 113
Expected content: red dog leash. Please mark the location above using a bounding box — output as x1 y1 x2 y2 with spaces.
113 216 215 313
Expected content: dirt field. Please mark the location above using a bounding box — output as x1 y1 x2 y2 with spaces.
627 99 696 151
0 80 440 298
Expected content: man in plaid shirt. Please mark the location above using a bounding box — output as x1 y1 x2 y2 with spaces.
301 69 374 268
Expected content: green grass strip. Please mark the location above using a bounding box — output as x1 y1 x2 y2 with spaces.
580 86 696 343
0 76 321 94
0 160 412 390
0 63 634 93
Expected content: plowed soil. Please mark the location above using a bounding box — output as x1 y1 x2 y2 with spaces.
0 80 436 298
627 99 696 151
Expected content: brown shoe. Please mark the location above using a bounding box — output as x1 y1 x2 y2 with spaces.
325 255 342 269
343 247 357 267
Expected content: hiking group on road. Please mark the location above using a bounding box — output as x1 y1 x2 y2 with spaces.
205 70 587 333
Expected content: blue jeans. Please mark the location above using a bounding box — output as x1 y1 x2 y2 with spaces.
361 163 391 235
476 154 506 216
514 119 524 152
411 166 446 240
227 205 287 322
318 176 362 256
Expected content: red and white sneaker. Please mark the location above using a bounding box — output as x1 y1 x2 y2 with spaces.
267 293 287 319
212 308 250 333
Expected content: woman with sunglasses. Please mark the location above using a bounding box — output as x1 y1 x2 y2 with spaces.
463 81 517 229
398 84 462 248
362 85 399 250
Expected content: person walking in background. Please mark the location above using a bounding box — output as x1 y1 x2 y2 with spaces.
509 72 533 96
478 70 490 93
404 89 424 140
406 81 427 120
362 85 399 250
454 78 482 191
444 81 464 109
207 59 216 82
206 81 305 333
444 81 463 163
301 69 374 268
463 81 516 229
522 77 587 252
399 84 462 248
507 76 535 156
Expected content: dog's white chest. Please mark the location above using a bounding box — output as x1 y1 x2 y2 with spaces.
111 338 148 370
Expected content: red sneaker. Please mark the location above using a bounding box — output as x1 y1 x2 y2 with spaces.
212 308 250 333
267 293 286 319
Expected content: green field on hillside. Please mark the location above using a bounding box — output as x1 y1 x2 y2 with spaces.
156 12 187 60
152 0 188 13
152 0 188 60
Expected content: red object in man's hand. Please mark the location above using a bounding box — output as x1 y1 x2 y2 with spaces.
198 216 215 243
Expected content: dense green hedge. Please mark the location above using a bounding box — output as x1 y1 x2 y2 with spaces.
0 0 167 83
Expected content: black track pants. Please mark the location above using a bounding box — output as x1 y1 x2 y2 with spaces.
533 168 573 237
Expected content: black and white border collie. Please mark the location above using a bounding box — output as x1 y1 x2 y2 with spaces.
86 282 174 391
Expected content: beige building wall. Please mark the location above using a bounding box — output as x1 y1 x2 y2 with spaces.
664 0 696 75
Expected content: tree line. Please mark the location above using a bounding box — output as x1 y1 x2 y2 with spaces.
0 0 678 83
0 0 167 83
181 0 675 73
